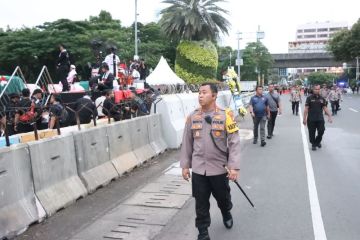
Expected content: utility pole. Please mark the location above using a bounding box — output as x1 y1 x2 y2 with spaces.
229 51 232 68
134 0 138 58
356 56 359 82
256 26 265 85
236 32 242 82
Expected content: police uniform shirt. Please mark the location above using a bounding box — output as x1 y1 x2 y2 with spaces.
290 90 301 102
305 94 327 122
328 90 338 102
180 107 241 176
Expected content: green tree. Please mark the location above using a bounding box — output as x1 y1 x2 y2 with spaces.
216 45 236 79
241 42 273 83
159 0 230 42
307 72 336 85
0 11 176 81
328 18 360 61
159 0 231 83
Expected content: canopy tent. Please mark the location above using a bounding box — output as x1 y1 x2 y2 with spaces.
146 56 185 85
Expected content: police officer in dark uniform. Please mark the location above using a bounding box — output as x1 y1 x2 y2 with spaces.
57 44 71 92
303 84 333 151
180 83 241 240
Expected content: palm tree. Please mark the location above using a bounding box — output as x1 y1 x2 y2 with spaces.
160 0 231 41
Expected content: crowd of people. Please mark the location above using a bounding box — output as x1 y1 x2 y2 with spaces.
0 43 159 137
0 84 156 137
249 84 336 151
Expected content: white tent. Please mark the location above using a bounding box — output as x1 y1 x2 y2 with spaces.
146 56 185 85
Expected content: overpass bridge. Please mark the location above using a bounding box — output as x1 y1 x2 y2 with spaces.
271 52 345 68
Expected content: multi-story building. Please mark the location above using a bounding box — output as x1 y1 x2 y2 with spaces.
288 21 349 75
289 21 348 54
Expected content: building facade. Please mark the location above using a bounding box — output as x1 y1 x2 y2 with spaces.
288 21 348 75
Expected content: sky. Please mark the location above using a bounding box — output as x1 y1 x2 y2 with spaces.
0 0 359 54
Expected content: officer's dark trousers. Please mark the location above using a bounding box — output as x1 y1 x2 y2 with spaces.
336 100 340 111
192 172 232 229
57 66 70 92
267 111 278 136
330 101 337 115
292 101 300 114
307 120 325 146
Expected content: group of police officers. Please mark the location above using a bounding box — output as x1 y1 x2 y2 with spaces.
180 82 340 240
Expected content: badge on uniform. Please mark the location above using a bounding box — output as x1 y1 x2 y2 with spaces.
215 131 222 137
194 131 201 138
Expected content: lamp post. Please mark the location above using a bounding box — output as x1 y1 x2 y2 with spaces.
356 56 359 82
236 32 243 82
134 0 139 59
256 26 265 85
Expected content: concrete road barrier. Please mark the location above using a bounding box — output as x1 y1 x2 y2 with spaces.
73 126 118 193
28 134 87 216
147 114 167 155
128 117 156 163
106 120 139 175
0 144 45 239
176 93 198 117
152 95 186 148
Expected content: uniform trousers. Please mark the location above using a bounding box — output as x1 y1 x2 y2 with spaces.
307 120 325 146
330 101 337 115
192 172 233 229
267 111 278 136
292 101 300 114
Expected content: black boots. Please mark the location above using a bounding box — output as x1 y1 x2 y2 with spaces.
197 228 210 240
222 211 234 229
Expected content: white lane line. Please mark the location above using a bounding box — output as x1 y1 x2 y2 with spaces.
349 108 359 113
299 106 327 240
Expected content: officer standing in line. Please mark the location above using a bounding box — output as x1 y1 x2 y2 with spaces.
180 83 241 240
290 85 302 115
335 85 342 112
328 86 339 116
303 84 333 151
320 84 330 100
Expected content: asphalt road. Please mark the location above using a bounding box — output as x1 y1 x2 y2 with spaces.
15 93 360 240
156 93 360 240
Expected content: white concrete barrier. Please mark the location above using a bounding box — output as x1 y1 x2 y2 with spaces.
152 94 186 149
28 134 87 216
0 144 45 239
128 117 157 163
147 114 167 155
106 120 140 175
73 126 119 193
176 93 198 117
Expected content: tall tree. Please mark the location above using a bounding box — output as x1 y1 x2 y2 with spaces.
0 11 176 81
240 42 273 83
159 0 230 41
328 19 360 62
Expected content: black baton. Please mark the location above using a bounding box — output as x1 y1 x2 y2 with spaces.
224 166 256 209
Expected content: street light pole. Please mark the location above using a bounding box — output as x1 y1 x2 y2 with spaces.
356 56 359 81
256 26 265 85
236 32 242 82
134 0 138 58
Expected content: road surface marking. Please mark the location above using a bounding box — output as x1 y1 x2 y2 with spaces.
349 108 359 113
299 106 327 240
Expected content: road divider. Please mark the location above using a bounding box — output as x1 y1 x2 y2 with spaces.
28 134 88 216
0 144 45 239
73 126 119 193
